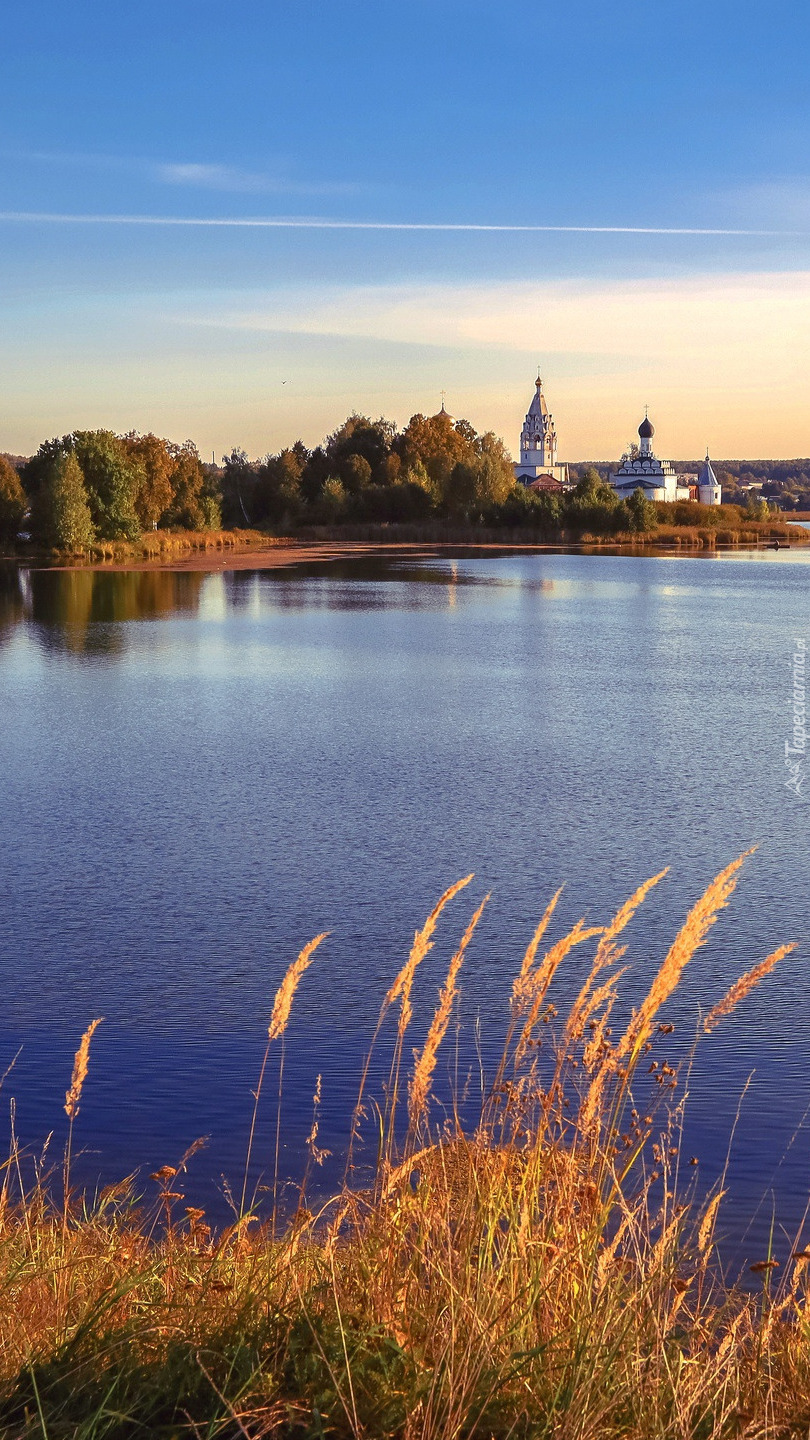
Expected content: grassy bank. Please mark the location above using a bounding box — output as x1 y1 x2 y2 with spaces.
1 860 808 1438
4 529 282 566
296 519 808 549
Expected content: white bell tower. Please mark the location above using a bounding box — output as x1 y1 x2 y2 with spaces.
514 375 568 487
520 376 557 467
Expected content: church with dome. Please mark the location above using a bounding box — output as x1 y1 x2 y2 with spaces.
609 414 721 506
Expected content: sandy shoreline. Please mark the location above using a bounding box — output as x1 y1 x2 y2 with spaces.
41 538 612 574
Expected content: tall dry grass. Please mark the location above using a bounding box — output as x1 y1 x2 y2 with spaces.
0 857 807 1438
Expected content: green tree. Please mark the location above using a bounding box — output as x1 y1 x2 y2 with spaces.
401 456 439 503
743 494 770 522
220 448 256 526
342 454 373 494
71 430 142 540
486 484 561 532
325 414 395 483
300 446 329 503
472 432 514 507
34 452 95 550
573 467 615 504
444 461 479 517
626 488 658 533
319 476 347 522
0 457 27 542
255 446 305 525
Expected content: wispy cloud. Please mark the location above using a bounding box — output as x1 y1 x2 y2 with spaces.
195 271 810 363
0 149 358 197
0 211 796 235
156 163 356 196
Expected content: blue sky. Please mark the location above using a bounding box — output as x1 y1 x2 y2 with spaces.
2 0 809 459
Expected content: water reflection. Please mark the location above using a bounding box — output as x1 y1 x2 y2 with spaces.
1 566 207 655
5 548 810 656
0 556 507 655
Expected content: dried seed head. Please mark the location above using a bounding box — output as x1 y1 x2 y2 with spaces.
268 932 329 1041
64 1018 103 1121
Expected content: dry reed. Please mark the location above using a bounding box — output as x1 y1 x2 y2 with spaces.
268 932 329 1041
703 943 797 1032
383 873 473 1037
64 1017 103 1121
615 849 754 1064
408 894 489 1130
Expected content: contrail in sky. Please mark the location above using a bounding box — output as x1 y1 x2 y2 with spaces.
0 211 798 236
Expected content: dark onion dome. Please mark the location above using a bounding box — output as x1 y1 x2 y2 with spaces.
638 415 655 439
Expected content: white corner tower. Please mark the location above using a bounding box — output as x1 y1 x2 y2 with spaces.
697 452 722 506
514 376 568 487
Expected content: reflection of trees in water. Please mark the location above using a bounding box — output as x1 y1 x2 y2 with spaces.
0 554 519 651
0 565 25 647
232 557 505 613
2 567 206 655
223 571 261 610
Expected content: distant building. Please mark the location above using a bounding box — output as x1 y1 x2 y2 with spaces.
526 474 566 494
697 452 722 506
609 414 703 503
514 376 568 487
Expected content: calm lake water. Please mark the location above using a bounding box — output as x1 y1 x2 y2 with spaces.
1 548 809 1266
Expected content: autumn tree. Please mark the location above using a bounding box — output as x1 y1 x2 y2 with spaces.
255 445 306 523
398 410 469 496
0 457 27 542
164 442 220 530
400 412 513 517
124 433 176 529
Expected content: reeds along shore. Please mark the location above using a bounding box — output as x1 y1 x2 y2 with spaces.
1 858 808 1439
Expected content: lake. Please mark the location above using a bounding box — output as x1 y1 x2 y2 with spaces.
1 547 808 1266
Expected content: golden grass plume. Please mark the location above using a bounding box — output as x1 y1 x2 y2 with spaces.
511 886 564 1006
703 943 796 1033
268 933 329 1041
383 873 473 1037
408 894 489 1130
615 849 754 1063
64 1017 103 1121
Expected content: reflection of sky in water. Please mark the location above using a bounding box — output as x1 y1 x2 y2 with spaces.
0 549 809 1266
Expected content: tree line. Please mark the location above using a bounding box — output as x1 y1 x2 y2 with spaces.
217 413 662 533
0 408 788 551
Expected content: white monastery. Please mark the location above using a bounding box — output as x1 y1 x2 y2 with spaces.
513 379 722 506
609 414 720 505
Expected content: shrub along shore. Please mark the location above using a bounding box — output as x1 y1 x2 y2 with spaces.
2 859 809 1438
